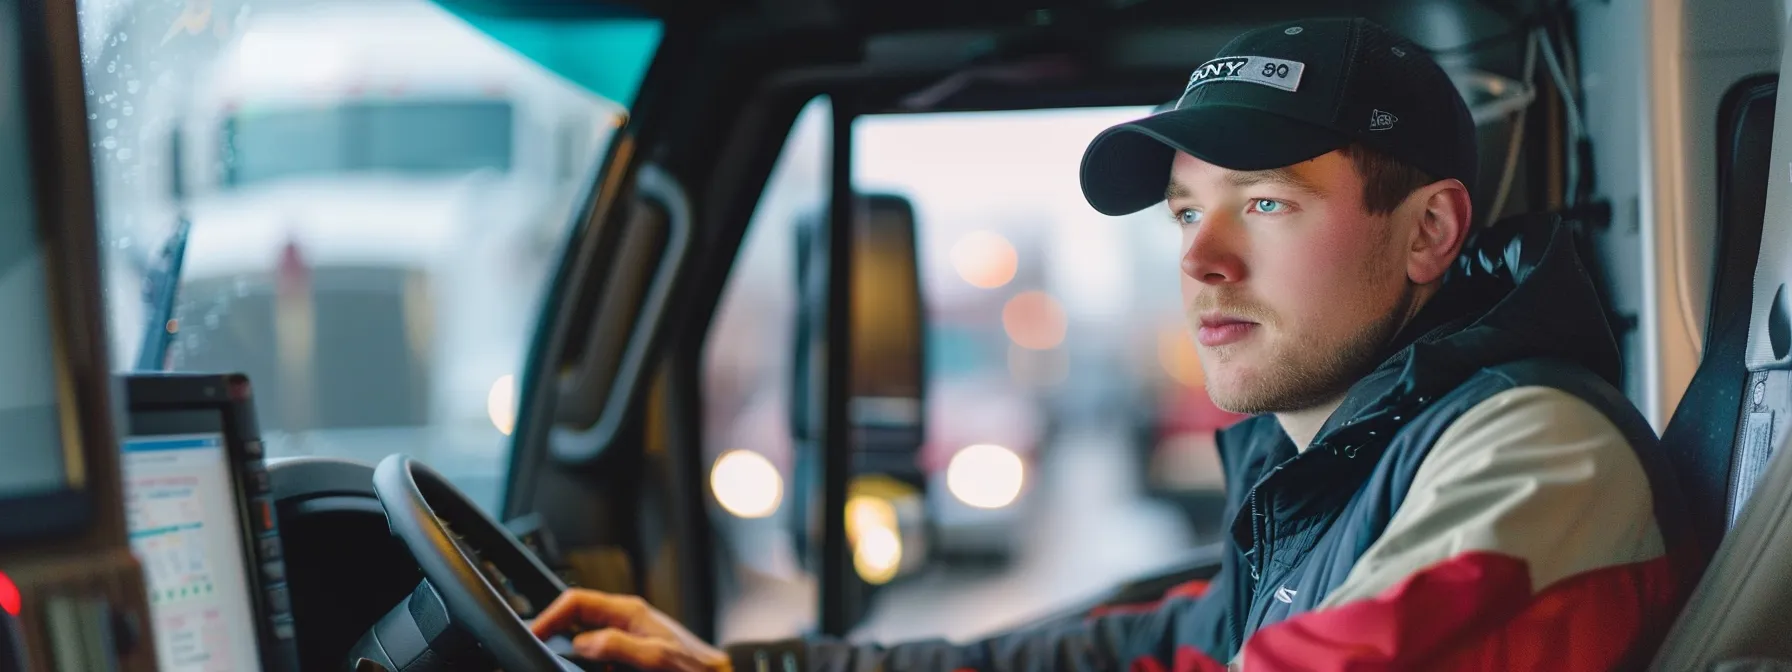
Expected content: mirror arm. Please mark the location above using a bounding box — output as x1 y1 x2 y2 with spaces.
817 97 857 638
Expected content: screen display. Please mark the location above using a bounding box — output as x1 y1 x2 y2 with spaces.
122 432 264 672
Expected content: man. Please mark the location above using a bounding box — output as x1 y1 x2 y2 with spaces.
530 17 1690 670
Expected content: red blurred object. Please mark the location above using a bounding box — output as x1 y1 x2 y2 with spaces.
0 570 20 616
276 238 310 294
1157 384 1248 439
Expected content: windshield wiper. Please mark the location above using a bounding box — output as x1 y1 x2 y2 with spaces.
135 215 191 371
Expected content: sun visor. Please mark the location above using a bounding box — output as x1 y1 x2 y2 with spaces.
1746 31 1792 370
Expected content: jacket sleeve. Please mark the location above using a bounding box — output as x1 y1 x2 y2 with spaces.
724 561 1239 672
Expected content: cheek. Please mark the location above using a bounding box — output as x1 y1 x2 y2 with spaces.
1258 220 1392 326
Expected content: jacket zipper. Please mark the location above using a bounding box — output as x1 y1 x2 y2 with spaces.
1247 489 1263 583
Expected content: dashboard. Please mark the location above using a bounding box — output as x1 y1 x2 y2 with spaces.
264 458 423 671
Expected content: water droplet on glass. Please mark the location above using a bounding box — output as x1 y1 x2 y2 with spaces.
204 312 221 329
88 113 98 120
115 237 132 250
127 80 140 94
101 136 117 150
106 60 116 73
119 32 127 42
117 148 133 161
123 103 133 116
105 119 117 129
234 277 250 297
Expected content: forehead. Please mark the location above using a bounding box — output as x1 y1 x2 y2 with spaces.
1165 150 1358 200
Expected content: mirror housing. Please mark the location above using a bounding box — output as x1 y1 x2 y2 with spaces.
845 193 927 476
789 194 929 452
787 193 932 624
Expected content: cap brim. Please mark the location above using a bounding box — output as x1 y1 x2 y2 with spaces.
1079 105 1350 216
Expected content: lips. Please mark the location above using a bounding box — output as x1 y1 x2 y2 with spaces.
1196 313 1259 347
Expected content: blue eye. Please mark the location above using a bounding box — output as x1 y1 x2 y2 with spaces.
1251 199 1284 213
1175 208 1203 226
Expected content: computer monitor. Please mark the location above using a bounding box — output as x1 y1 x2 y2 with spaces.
119 372 299 672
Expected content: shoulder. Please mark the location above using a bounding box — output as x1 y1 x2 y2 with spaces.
1408 360 1660 492
1398 385 1661 587
1321 385 1664 607
1422 385 1652 521
1431 384 1639 467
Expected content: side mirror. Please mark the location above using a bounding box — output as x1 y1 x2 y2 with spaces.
787 193 931 626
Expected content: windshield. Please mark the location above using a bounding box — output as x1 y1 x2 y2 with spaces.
78 0 661 513
224 100 515 186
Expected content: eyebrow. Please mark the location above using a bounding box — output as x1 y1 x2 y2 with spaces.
1165 181 1191 201
1224 167 1324 196
1163 167 1325 203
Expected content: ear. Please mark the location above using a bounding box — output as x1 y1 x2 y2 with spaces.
1404 179 1473 285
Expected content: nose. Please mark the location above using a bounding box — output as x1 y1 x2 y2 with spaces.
1180 213 1245 285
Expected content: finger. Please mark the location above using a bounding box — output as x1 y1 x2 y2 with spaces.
528 591 579 638
529 590 648 638
572 629 710 672
696 648 732 671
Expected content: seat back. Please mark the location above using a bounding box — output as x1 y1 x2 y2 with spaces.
1653 74 1777 572
1649 32 1792 667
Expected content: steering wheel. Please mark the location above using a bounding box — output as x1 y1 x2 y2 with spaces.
364 454 584 671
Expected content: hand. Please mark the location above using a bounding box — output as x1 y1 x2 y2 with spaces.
529 589 731 672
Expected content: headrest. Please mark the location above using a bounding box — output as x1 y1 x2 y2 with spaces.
1747 67 1792 369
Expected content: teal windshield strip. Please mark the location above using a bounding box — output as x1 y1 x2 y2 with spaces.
432 7 662 108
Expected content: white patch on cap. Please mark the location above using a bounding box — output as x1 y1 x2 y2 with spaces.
1179 56 1306 104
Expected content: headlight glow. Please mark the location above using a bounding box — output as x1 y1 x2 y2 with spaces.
710 450 783 518
852 521 903 585
487 375 517 435
946 443 1025 509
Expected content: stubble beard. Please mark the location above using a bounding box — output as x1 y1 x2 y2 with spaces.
1197 282 1416 416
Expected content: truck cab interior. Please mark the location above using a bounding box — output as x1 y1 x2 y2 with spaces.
5 0 1792 669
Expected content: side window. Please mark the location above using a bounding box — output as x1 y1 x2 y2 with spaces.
705 97 831 642
705 102 1244 643
847 108 1241 640
80 0 659 512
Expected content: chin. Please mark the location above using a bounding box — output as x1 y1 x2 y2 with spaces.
1204 360 1290 415
1207 389 1260 415
1202 375 1253 414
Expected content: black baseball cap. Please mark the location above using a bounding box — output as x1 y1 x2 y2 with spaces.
1080 17 1477 216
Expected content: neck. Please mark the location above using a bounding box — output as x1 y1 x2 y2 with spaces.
1276 396 1348 451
